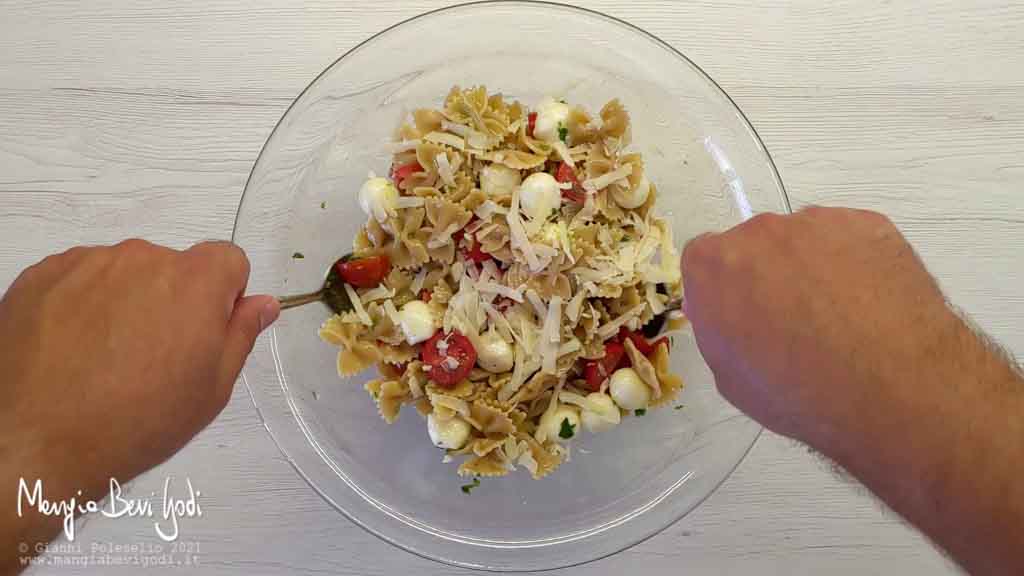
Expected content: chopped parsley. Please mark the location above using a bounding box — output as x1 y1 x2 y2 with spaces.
674 405 685 411
292 252 305 259
320 201 327 209
558 417 576 439
557 123 568 143
634 409 647 417
460 477 481 494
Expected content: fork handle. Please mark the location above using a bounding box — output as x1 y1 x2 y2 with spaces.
277 290 324 310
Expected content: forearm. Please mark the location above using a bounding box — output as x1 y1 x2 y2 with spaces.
0 449 64 575
0 437 108 575
820 313 1024 576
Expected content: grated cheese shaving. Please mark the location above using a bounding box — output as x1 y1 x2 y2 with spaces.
394 196 425 209
541 295 562 374
517 443 539 476
450 261 465 284
559 391 595 411
558 338 581 357
427 221 463 249
545 296 562 344
477 281 524 302
423 131 465 150
552 140 575 168
410 267 427 296
345 283 372 326
565 288 588 323
499 344 528 402
435 152 456 187
383 299 402 327
474 199 508 220
481 259 501 281
556 222 574 263
596 302 647 339
507 188 542 271
582 164 633 192
623 338 662 400
475 223 499 241
441 120 470 137
482 301 515 343
645 283 666 315
532 242 559 259
360 285 394 304
535 377 566 444
525 289 547 321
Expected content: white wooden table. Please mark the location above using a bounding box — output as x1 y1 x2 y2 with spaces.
3 1 1021 573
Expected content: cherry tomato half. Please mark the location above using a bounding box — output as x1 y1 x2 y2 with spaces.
464 239 492 264
616 327 668 358
555 162 587 204
582 341 626 392
527 112 538 138
336 254 390 288
391 161 423 189
420 330 477 388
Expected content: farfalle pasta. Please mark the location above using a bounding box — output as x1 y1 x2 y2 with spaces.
321 86 687 481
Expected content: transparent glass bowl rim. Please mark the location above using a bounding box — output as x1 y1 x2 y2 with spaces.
232 0 791 571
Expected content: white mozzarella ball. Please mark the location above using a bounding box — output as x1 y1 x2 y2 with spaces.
427 413 471 450
539 404 581 443
533 98 570 142
358 177 398 222
476 330 514 373
609 367 651 411
581 392 621 433
397 300 437 345
480 164 522 198
611 175 650 209
518 172 561 221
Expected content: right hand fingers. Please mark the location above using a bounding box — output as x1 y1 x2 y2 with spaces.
185 241 252 318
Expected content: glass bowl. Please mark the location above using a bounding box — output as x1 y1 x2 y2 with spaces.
234 1 789 571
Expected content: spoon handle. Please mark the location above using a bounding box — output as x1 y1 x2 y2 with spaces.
664 297 684 312
277 290 324 310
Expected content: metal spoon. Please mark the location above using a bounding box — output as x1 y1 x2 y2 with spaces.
277 255 353 314
277 256 684 320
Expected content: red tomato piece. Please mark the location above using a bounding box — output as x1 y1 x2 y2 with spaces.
651 337 669 353
419 290 432 302
336 255 390 288
464 239 492 264
527 112 537 137
582 341 626 391
616 328 664 357
452 216 478 245
391 161 423 188
420 330 477 388
494 297 515 312
555 162 587 203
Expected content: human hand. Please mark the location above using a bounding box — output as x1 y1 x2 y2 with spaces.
681 207 1024 576
0 240 278 564
680 207 954 450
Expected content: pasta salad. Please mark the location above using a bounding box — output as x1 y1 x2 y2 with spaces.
319 86 687 480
